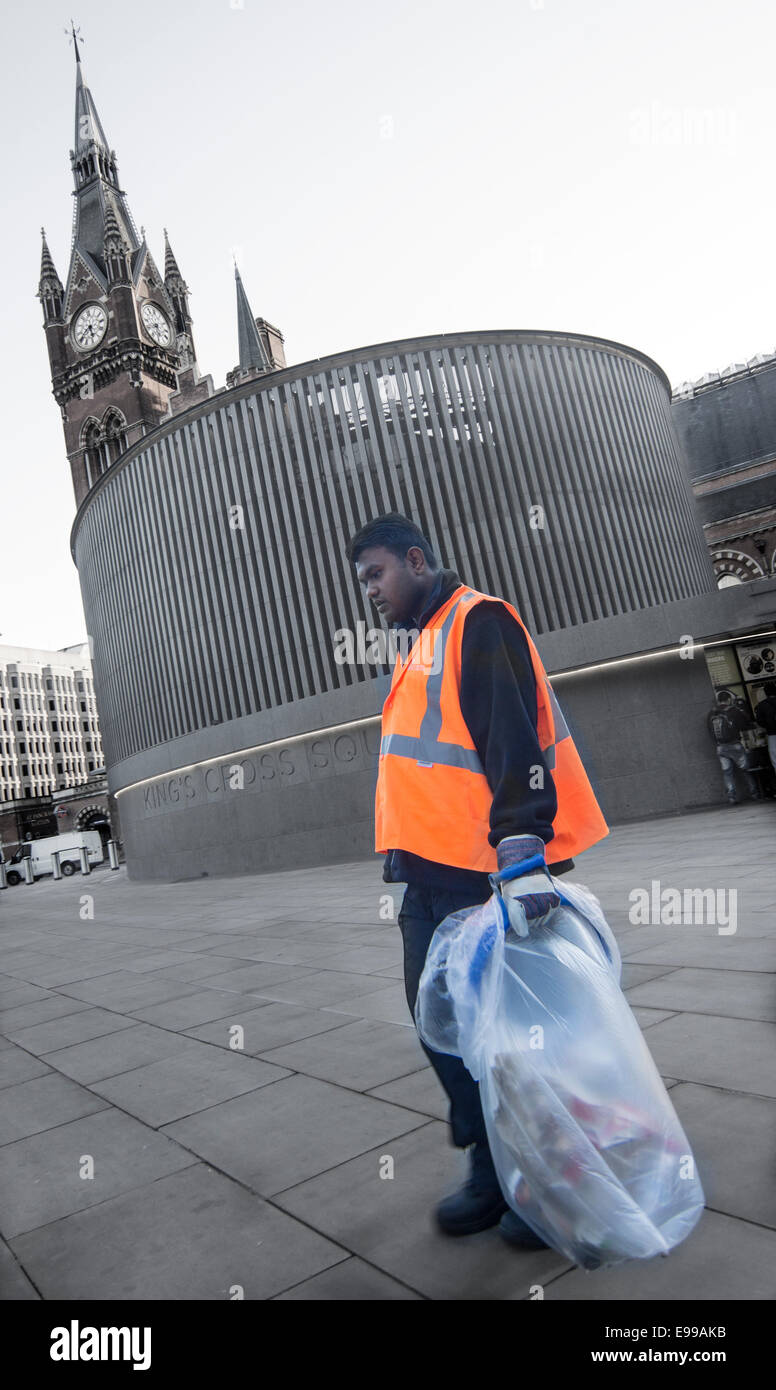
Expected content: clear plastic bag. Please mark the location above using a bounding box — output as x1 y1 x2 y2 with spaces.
415 877 705 1270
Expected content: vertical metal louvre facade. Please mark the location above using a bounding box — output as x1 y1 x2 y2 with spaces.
72 332 715 768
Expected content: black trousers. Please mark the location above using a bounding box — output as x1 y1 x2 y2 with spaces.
398 881 493 1151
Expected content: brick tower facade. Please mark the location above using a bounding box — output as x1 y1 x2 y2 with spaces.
37 32 208 508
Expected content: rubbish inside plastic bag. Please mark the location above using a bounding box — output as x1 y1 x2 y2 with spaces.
415 876 705 1270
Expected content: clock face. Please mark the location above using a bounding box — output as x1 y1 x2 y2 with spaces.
141 302 172 346
73 304 108 350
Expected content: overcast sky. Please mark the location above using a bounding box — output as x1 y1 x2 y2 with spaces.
3 0 774 651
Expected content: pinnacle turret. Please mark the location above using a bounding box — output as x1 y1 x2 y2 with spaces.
37 228 64 321
235 264 270 374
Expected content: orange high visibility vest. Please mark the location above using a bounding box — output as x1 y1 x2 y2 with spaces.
375 584 609 871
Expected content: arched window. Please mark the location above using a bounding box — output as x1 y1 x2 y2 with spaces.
81 410 128 489
82 419 102 490
102 410 127 466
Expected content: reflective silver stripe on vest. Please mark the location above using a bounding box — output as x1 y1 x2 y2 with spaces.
544 682 571 770
381 591 486 770
380 732 484 771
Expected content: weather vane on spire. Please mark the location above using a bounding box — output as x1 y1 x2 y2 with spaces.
65 20 83 63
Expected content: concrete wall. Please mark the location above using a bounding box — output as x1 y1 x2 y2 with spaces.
115 579 776 881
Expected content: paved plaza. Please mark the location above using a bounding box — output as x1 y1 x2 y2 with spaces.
1 803 774 1301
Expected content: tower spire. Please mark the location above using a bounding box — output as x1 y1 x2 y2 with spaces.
163 229 196 367
234 263 270 374
66 19 83 66
67 31 140 274
38 228 64 322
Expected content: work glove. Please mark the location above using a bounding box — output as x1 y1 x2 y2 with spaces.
489 834 561 937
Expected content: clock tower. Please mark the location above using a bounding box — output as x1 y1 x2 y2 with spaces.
38 30 209 508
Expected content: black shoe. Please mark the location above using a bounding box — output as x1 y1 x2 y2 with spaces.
498 1208 551 1250
436 1178 508 1235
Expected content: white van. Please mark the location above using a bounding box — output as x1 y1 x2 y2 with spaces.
4 831 105 885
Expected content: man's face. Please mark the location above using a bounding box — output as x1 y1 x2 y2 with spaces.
354 544 427 626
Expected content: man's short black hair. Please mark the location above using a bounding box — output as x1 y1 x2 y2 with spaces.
716 689 733 704
347 512 439 568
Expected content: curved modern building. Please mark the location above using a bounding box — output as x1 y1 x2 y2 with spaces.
66 326 744 880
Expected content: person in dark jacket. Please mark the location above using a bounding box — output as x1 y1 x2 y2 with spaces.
754 681 776 775
707 689 762 804
346 513 592 1251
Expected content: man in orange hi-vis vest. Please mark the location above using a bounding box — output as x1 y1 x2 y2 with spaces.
347 513 609 1249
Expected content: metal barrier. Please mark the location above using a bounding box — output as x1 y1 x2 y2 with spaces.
107 839 120 870
0 862 7 889
52 851 62 879
79 846 92 875
23 858 35 884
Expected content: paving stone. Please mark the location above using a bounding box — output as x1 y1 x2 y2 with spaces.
272 1256 421 1300
2 1007 138 1055
633 1013 776 1097
162 1072 428 1195
627 1006 678 1029
274 1121 570 1299
622 936 776 970
118 949 208 971
87 1048 292 1127
185 1001 373 1053
323 982 415 1026
5 961 127 989
0 1237 39 1299
620 964 680 989
56 972 204 1012
9 1164 345 1300
368 1067 447 1120
668 1082 776 1229
128 989 275 1031
240 970 406 1009
314 946 404 975
42 1023 204 1084
258 1019 427 1091
0 1048 53 1090
544 1210 776 1300
194 962 323 994
0 1106 199 1238
0 1073 109 1145
0 983 60 1009
0 995 93 1032
146 954 261 982
625 968 776 1023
